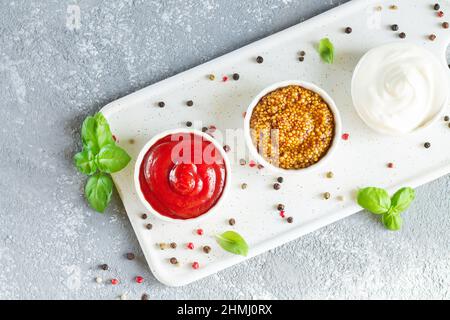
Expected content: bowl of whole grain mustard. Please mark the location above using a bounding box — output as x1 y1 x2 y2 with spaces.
244 80 342 174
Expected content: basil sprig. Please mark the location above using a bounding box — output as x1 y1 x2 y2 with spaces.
318 38 334 64
74 113 131 213
357 187 415 231
216 231 249 256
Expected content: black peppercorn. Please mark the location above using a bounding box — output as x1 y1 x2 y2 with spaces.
399 32 406 39
223 145 231 152
429 34 437 41
146 223 153 230
256 56 264 64
273 183 281 190
277 177 284 183
345 27 352 34
443 22 449 29
186 100 194 107
298 56 304 62
232 73 240 80
100 264 109 271
158 101 165 108
391 24 399 31
186 121 193 127
170 242 177 249
299 51 306 57
277 204 285 211
287 217 294 224
229 218 236 226
444 116 449 122
424 142 431 149
141 213 147 220
126 253 135 261
170 257 178 265
434 3 440 11
141 293 150 300
202 127 208 132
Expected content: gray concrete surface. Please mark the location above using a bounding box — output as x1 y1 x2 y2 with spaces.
0 0 449 300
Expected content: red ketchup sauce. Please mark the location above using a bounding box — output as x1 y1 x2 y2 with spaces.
139 133 227 220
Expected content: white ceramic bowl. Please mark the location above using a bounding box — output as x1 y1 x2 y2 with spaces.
244 80 342 175
134 128 231 223
351 42 449 136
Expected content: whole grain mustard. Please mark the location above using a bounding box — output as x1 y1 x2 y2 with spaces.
250 85 335 169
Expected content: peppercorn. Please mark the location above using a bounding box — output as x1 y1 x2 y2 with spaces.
223 145 231 152
192 262 200 270
136 276 144 284
100 264 109 271
111 279 119 285
274 183 281 190
241 183 248 190
256 56 264 64
279 210 285 218
387 163 394 169
342 133 350 140
170 242 177 249
424 142 431 149
239 159 247 166
146 223 153 230
287 217 294 224
208 74 215 81
326 171 334 179
389 5 398 10
186 100 194 107
399 32 406 39
443 22 449 29
277 177 284 183
448 123 450 128
141 293 150 300
159 243 169 250
202 127 208 132
170 257 178 265
158 101 165 108
323 192 331 200
203 246 212 254
438 11 444 17
187 242 194 250
141 213 147 220
444 116 449 121
277 204 285 211
299 51 306 56
196 229 204 236
299 56 305 62
126 253 135 260
232 73 240 81
391 24 399 31
257 164 264 169
186 121 193 127
434 3 440 11
229 218 236 226
345 27 352 34
429 34 437 41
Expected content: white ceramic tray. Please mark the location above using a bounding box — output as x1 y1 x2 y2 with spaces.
101 0 450 286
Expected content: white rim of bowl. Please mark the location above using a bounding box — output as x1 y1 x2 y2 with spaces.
244 80 342 175
351 42 449 136
134 128 231 224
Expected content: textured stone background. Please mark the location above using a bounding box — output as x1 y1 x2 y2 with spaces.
0 0 449 300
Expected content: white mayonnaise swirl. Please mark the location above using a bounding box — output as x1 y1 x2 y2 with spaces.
352 43 448 135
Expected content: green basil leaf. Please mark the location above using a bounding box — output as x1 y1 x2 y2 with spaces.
85 173 113 213
318 38 334 64
74 149 97 175
96 145 131 173
216 231 249 257
81 116 100 154
94 113 115 149
382 213 403 231
390 187 415 215
357 187 391 215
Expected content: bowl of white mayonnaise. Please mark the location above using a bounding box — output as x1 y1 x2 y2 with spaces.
351 42 449 135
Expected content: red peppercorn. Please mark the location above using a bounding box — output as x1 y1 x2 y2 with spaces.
136 276 144 284
196 229 204 236
438 11 444 17
387 163 394 168
280 211 286 218
111 279 119 285
187 242 194 250
249 160 256 168
222 76 228 82
192 262 200 270
342 133 350 140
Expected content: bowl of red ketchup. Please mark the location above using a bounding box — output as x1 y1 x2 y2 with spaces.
134 129 230 223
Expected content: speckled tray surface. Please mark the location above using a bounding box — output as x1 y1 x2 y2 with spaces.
101 0 450 286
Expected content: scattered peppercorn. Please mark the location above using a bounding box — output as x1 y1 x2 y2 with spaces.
257 164 264 169
186 121 193 127
158 101 165 108
126 253 135 261
100 264 109 271
434 3 441 11
187 242 194 250
202 127 208 132
170 257 178 265
146 223 153 230
136 276 144 284
239 159 247 166
448 123 450 128
208 74 215 81
170 242 177 249
424 142 431 149
277 204 285 211
196 229 204 236
399 32 406 39
111 279 119 285
387 163 394 169
287 217 294 224
444 116 449 121
279 210 286 218
391 24 399 31
223 145 231 152
299 51 306 56
141 293 150 300
222 76 229 82
241 183 248 190
323 192 331 200
233 73 240 80
438 11 444 17
192 262 200 270
429 34 437 41
443 22 449 29
277 177 284 183
229 218 236 226
273 183 281 190
141 213 147 220
256 56 264 64
389 5 398 10
345 27 352 34
342 133 350 140
203 246 212 254
249 160 256 168
326 171 334 178
186 100 194 107
299 56 305 62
